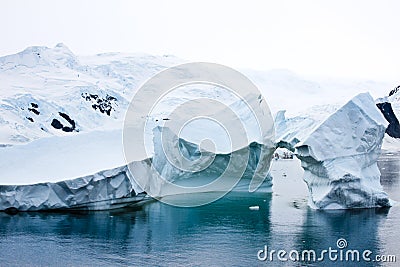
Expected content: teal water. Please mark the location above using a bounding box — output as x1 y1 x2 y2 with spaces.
0 153 399 266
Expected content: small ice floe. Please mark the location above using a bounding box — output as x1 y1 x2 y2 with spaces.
249 206 260 211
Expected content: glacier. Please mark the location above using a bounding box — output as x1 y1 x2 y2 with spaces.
276 93 392 209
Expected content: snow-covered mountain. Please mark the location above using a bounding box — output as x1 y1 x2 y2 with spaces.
0 43 394 145
0 44 182 144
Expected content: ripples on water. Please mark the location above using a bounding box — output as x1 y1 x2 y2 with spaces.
0 153 399 266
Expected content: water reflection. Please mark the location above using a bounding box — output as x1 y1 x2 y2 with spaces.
379 152 400 200
296 208 390 266
0 192 272 266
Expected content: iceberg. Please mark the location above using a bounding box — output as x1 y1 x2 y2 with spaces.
0 125 274 211
138 127 274 198
0 165 147 212
277 93 392 209
0 130 149 211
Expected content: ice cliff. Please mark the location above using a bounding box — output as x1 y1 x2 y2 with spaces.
0 126 274 211
146 127 273 197
0 165 147 212
276 93 392 209
0 129 150 211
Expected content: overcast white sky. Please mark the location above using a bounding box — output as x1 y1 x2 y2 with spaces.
0 0 399 81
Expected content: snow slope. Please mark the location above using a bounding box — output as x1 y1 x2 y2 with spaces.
0 44 393 145
0 129 125 185
0 44 182 144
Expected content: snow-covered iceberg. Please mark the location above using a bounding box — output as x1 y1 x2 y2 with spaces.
132 127 274 199
277 93 392 209
0 125 274 211
0 130 149 211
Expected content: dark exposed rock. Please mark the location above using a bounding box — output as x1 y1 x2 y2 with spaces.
389 85 400 97
51 119 63 129
106 95 117 101
62 126 74 132
26 117 34 122
90 94 98 100
51 112 76 132
30 102 39 108
28 108 40 115
59 112 76 128
376 102 400 138
81 92 117 116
